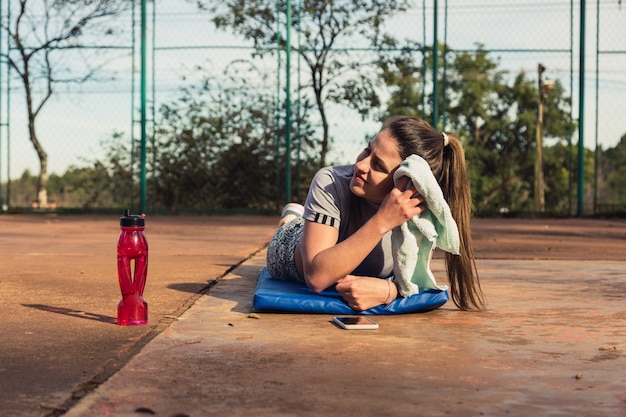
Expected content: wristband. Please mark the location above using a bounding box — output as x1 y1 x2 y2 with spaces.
384 279 392 305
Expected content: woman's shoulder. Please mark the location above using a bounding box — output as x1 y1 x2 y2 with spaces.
308 165 355 205
314 165 354 183
306 165 355 225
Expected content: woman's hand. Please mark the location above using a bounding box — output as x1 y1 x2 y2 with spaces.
335 275 398 311
372 176 425 233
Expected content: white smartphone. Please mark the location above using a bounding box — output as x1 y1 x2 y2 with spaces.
332 316 379 330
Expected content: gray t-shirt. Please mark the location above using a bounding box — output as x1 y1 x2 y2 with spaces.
303 165 394 278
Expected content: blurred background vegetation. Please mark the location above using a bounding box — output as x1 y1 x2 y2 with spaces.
0 0 624 216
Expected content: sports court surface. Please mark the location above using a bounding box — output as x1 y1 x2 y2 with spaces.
1 215 624 417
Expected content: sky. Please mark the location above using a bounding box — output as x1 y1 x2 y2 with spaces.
0 0 624 181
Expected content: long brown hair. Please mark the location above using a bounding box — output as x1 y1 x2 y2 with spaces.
383 116 486 311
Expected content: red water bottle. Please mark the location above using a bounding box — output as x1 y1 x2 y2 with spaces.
116 209 149 326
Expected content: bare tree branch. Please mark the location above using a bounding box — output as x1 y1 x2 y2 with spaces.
1 0 131 208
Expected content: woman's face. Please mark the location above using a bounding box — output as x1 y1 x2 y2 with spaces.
350 128 403 204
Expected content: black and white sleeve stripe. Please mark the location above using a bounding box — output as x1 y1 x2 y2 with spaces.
312 212 337 228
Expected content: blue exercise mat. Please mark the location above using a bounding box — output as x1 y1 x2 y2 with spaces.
253 267 448 315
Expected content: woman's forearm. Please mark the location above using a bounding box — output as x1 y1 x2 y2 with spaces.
303 215 389 292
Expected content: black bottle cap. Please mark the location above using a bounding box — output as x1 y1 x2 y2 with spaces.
120 209 145 227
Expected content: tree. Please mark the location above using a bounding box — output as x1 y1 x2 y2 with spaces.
199 0 409 167
543 142 573 213
2 0 130 208
598 134 626 207
382 45 574 214
154 60 318 212
49 163 114 209
377 38 426 120
6 169 37 207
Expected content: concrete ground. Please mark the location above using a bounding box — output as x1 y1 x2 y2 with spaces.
0 214 277 417
1 215 625 417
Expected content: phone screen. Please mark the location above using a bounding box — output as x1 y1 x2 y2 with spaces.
336 317 370 325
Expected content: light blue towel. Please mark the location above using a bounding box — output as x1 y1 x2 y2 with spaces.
391 155 460 297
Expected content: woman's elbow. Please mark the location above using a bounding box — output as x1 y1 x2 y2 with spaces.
304 273 327 293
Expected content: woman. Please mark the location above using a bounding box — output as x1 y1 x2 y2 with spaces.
267 115 485 311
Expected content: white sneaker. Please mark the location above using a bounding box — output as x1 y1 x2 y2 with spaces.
278 203 304 227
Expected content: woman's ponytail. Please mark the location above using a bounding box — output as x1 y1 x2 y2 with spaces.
440 135 486 311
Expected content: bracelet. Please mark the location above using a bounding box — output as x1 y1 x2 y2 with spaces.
384 279 392 305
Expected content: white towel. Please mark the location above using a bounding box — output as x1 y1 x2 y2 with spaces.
391 155 460 297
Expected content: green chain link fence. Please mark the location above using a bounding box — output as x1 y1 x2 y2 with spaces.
0 0 624 215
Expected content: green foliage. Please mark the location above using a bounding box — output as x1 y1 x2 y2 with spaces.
40 133 132 209
6 170 38 208
607 166 626 202
5 3 626 215
543 143 574 213
3 60 319 213
377 39 425 120
203 0 409 167
598 134 626 206
152 61 318 212
383 44 578 215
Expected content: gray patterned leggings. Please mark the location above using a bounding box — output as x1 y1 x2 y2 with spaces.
266 217 305 282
